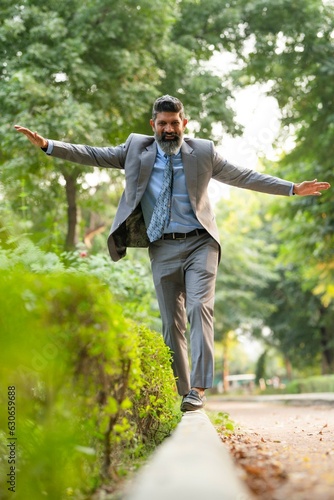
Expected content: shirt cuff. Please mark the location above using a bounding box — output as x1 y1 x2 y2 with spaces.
289 183 295 196
46 140 54 155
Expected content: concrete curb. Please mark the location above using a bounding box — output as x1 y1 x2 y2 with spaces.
124 410 251 500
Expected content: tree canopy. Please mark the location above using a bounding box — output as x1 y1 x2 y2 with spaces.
1 0 334 376
1 0 241 249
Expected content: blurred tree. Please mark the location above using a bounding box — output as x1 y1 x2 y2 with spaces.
3 0 333 372
188 0 334 374
0 0 240 250
214 185 334 375
255 350 267 386
224 0 334 373
257 262 334 374
1 0 172 249
214 189 277 340
228 0 334 281
168 0 334 297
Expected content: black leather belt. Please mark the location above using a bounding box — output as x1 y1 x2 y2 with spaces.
161 229 207 240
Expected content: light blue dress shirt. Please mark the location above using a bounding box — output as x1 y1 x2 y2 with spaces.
140 143 203 234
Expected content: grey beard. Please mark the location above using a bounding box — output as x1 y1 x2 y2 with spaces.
154 132 183 155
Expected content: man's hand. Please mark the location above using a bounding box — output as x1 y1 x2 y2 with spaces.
293 179 331 196
14 125 48 149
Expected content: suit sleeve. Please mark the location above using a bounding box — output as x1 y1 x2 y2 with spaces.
211 145 293 196
47 134 134 169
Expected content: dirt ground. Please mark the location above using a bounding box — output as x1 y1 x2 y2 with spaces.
206 399 334 500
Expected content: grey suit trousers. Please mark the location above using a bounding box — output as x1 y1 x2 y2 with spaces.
149 231 219 395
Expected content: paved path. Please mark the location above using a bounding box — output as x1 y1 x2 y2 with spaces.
118 394 334 499
206 397 334 499
212 392 334 404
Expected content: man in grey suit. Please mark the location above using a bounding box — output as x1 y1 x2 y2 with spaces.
15 95 330 411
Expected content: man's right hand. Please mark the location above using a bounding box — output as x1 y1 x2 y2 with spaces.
14 125 48 149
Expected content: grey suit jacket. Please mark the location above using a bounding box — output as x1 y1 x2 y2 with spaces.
50 133 292 261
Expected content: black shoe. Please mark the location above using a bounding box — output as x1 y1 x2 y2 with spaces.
180 389 205 412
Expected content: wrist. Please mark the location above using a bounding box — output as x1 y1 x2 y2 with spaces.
40 139 48 151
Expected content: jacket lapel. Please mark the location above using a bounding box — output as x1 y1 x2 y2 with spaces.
181 140 198 209
135 141 157 205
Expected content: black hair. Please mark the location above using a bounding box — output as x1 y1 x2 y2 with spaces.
152 95 185 120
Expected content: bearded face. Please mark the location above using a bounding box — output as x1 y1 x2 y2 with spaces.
150 111 188 155
154 130 183 155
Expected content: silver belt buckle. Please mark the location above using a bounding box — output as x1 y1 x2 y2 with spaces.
173 233 187 240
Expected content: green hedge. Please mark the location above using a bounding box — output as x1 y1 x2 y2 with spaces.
0 233 159 328
0 270 178 499
285 375 334 394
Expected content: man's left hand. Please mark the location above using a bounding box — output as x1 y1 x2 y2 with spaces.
293 179 331 196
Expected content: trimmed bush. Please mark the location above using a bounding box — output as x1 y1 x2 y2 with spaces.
0 235 160 328
0 270 178 499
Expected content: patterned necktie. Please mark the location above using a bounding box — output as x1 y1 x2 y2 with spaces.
147 155 173 242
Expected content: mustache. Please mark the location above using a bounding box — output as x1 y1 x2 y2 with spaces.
162 132 180 141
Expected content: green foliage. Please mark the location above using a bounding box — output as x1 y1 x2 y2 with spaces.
0 269 177 499
257 266 331 371
0 216 159 329
2 0 334 383
214 187 334 376
60 249 159 328
131 326 181 444
223 0 334 303
0 234 65 273
1 0 241 250
209 411 236 434
285 375 334 394
214 190 278 340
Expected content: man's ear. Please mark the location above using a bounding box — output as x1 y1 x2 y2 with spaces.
183 118 188 128
150 119 155 130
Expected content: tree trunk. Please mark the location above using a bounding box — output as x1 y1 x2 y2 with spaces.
319 305 334 374
84 224 106 248
63 172 78 250
320 325 334 374
284 357 293 381
222 342 230 393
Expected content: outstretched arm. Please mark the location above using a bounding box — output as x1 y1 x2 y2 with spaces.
14 125 48 148
14 124 128 169
293 179 330 196
212 149 330 197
